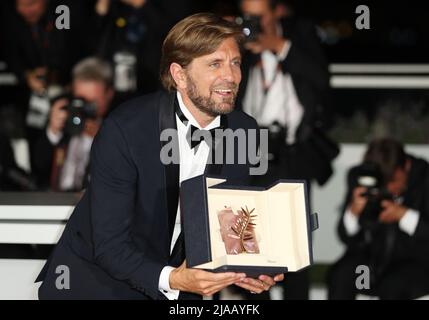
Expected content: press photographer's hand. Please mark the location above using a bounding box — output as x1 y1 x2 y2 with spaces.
48 98 69 136
235 274 284 294
169 261 246 297
379 201 407 223
350 187 369 217
83 119 101 138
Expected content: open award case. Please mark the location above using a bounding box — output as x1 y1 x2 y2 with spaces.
180 175 319 277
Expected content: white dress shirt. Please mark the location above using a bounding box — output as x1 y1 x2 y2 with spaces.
59 134 93 191
242 40 304 145
158 91 221 300
46 127 63 145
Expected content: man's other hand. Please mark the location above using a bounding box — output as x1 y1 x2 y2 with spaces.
235 274 284 294
169 261 246 297
48 98 69 136
379 201 407 223
350 187 369 217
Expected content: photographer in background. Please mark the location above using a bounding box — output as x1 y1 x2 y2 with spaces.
32 57 114 191
2 0 92 168
236 0 336 300
328 138 429 300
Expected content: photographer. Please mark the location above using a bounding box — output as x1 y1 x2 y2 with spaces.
328 138 429 300
32 57 114 191
92 0 172 102
236 0 336 300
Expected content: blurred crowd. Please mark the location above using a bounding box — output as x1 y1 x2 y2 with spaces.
0 0 196 191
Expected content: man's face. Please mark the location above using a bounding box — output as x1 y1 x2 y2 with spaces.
240 0 276 35
16 0 46 25
387 167 409 197
73 80 113 118
183 37 242 117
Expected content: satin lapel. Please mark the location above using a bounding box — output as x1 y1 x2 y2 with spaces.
159 91 180 241
205 114 229 176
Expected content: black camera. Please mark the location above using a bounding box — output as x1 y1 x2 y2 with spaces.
352 162 395 226
62 98 98 136
235 15 262 42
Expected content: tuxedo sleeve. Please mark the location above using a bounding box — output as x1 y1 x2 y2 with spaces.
337 167 364 248
89 117 164 300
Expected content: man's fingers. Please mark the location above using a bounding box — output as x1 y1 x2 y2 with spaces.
381 200 393 208
190 270 245 290
274 274 284 282
196 276 244 296
379 211 394 223
235 281 265 294
198 270 246 283
259 275 276 286
244 42 262 54
202 278 243 296
242 277 270 291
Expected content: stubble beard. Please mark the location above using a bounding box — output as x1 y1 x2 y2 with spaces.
185 74 238 117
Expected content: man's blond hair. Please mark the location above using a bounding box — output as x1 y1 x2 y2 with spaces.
160 13 244 92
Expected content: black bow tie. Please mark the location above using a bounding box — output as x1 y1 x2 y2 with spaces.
176 103 223 152
187 125 219 150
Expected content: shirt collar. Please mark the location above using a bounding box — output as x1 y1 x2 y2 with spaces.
176 91 221 130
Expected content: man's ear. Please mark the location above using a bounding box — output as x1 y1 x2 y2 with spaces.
170 63 187 90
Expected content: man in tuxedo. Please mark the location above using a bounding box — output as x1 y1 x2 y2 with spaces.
36 13 283 300
328 138 429 299
236 0 333 300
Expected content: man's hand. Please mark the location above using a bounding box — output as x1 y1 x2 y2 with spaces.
379 201 407 223
83 119 101 138
25 67 47 94
244 34 288 55
48 98 69 136
235 274 284 294
169 261 246 297
350 187 368 217
120 0 146 9
95 0 110 16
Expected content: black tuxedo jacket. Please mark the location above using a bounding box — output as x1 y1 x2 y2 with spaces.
36 90 259 300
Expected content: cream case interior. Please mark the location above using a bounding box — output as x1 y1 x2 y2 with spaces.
194 178 311 272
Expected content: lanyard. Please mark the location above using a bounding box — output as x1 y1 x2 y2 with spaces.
251 59 282 121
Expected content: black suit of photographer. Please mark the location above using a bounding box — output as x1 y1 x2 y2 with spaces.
31 127 69 190
237 16 334 186
328 155 429 300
